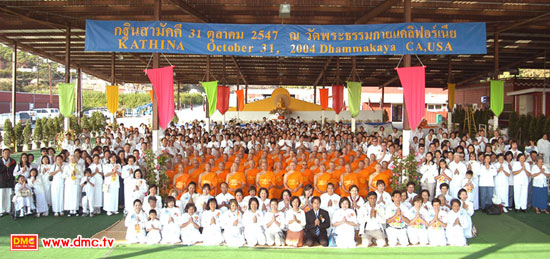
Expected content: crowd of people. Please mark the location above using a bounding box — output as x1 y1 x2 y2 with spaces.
1 117 549 248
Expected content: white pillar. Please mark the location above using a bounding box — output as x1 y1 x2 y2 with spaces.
321 110 325 127
494 115 499 130
152 129 159 153
64 117 69 131
403 130 411 157
351 118 356 133
447 111 452 131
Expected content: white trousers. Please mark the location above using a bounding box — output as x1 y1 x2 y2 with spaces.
265 230 284 246
386 227 409 247
427 228 446 246
514 184 528 210
407 227 428 245
82 193 94 213
244 226 266 247
0 188 12 213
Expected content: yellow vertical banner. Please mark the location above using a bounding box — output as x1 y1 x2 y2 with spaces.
448 83 455 111
106 85 119 114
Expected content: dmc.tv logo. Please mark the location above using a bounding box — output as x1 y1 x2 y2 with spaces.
10 234 39 251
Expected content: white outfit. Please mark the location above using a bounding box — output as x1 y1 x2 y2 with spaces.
125 209 147 243
357 203 386 247
201 209 224 245
242 210 266 246
405 206 430 245
420 162 438 200
263 211 285 246
460 200 475 238
103 163 121 213
38 164 52 205
28 176 48 214
145 219 162 244
332 208 358 248
122 164 140 213
88 163 104 209
512 162 530 210
49 164 64 213
179 213 202 245
493 162 510 207
160 207 181 243
129 178 148 206
14 183 34 212
80 176 95 214
426 208 447 246
285 209 306 232
63 163 83 212
143 194 162 214
385 202 410 247
446 209 469 246
221 210 246 247
215 192 235 213
435 169 452 197
448 161 467 198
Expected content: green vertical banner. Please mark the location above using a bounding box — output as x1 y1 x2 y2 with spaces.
201 81 218 117
346 81 362 117
58 83 75 118
490 80 504 117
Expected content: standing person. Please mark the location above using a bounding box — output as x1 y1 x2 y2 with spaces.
332 197 359 248
435 160 452 197
63 155 84 216
358 191 386 247
122 156 140 214
304 196 330 247
104 155 121 215
38 156 51 206
448 153 467 198
531 157 550 214
88 154 104 214
478 155 497 211
512 154 531 213
49 155 65 216
80 168 95 217
536 134 550 164
420 152 438 200
385 191 410 247
285 196 306 247
242 197 266 247
0 149 16 216
28 168 48 217
493 154 510 212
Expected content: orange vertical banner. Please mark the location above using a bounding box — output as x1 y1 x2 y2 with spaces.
149 89 154 102
236 89 245 111
319 88 329 110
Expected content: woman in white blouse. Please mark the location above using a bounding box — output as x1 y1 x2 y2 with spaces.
201 198 224 245
222 199 246 247
435 159 452 197
38 156 52 207
103 155 121 215
512 154 531 212
478 155 497 211
285 196 306 247
531 157 550 214
332 197 359 248
493 154 510 211
420 152 438 200
179 203 202 245
129 170 148 205
242 197 266 247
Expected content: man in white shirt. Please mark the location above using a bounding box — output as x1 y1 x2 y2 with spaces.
448 153 467 198
320 183 340 218
367 138 382 159
385 191 410 247
358 191 387 247
537 134 550 164
215 182 234 212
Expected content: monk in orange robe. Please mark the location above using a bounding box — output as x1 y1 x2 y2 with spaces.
244 160 260 194
198 163 218 196
256 162 275 198
284 162 303 197
272 161 285 199
187 159 202 185
327 161 342 194
226 163 246 196
174 173 190 199
313 164 331 196
298 161 313 186
369 163 393 193
355 161 371 197
215 162 229 191
340 164 359 197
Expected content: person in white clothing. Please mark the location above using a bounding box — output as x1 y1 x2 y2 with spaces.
13 175 34 217
216 182 234 213
129 170 148 206
124 199 147 244
385 191 410 247
80 169 95 217
179 203 202 245
221 199 246 247
38 156 52 207
406 196 430 246
63 155 83 216
201 198 225 246
49 156 65 216
285 196 306 247
448 154 467 198
242 197 266 247
536 134 550 164
458 189 475 238
478 155 497 211
332 197 359 248
28 168 48 217
103 156 121 215
446 199 469 246
419 152 438 200
512 154 531 212
493 154 510 211
122 156 140 214
263 198 285 246
88 155 104 214
427 199 447 246
160 196 181 244
358 191 386 247
145 210 162 244
143 185 162 214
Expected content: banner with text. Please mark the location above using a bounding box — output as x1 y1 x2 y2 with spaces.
85 20 486 56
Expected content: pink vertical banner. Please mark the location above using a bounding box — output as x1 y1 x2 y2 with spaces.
144 66 175 129
332 85 344 114
396 66 426 130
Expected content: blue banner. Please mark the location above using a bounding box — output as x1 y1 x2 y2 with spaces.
85 20 486 56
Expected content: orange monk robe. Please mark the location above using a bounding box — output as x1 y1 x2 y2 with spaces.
356 168 372 197
342 155 351 163
227 172 246 196
300 169 313 186
313 172 332 196
381 169 393 193
244 168 260 194
285 171 304 197
351 159 360 169
327 170 342 192
257 171 275 198
165 170 178 185
369 171 393 193
340 173 359 197
175 174 190 199
216 170 229 190
272 170 286 199
188 168 202 185
200 172 218 196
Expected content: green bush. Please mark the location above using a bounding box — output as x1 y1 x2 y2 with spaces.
3 119 13 148
70 115 81 135
14 122 23 147
33 118 43 145
81 115 91 132
44 118 55 144
23 121 32 145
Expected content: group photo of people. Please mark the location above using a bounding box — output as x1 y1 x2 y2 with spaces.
2 118 548 248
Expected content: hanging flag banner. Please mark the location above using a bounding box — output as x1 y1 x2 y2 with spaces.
58 83 75 118
145 66 175 129
319 88 329 110
447 83 455 111
490 80 504 117
332 85 344 114
106 85 119 114
201 81 218 117
217 85 230 115
347 81 362 117
85 20 487 56
235 89 245 111
367 98 374 111
149 90 154 102
396 66 426 130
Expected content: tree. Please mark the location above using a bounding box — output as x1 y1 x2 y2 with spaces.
44 118 55 146
33 118 43 145
70 115 81 134
508 111 519 140
3 119 13 148
23 121 32 146
13 122 24 148
81 115 90 133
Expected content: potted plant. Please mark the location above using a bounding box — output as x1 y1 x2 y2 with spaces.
22 121 32 151
3 119 14 151
33 118 43 149
44 118 54 147
81 115 90 136
14 122 24 152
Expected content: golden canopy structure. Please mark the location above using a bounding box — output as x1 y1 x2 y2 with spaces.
229 88 333 112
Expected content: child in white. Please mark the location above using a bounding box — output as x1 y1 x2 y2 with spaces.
385 191 410 247
242 198 266 247
460 171 476 209
125 199 147 244
446 199 469 246
458 189 475 239
145 210 162 244
179 203 202 245
80 169 95 217
221 199 246 247
332 197 359 248
201 198 224 245
427 199 447 246
405 196 430 246
263 199 285 246
160 197 181 244
28 169 48 217
13 176 34 217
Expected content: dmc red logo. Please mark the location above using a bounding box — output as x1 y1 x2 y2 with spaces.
11 234 39 251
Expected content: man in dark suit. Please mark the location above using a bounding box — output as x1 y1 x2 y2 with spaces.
305 196 330 247
0 148 16 216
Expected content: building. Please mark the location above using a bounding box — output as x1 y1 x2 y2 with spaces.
0 91 59 113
